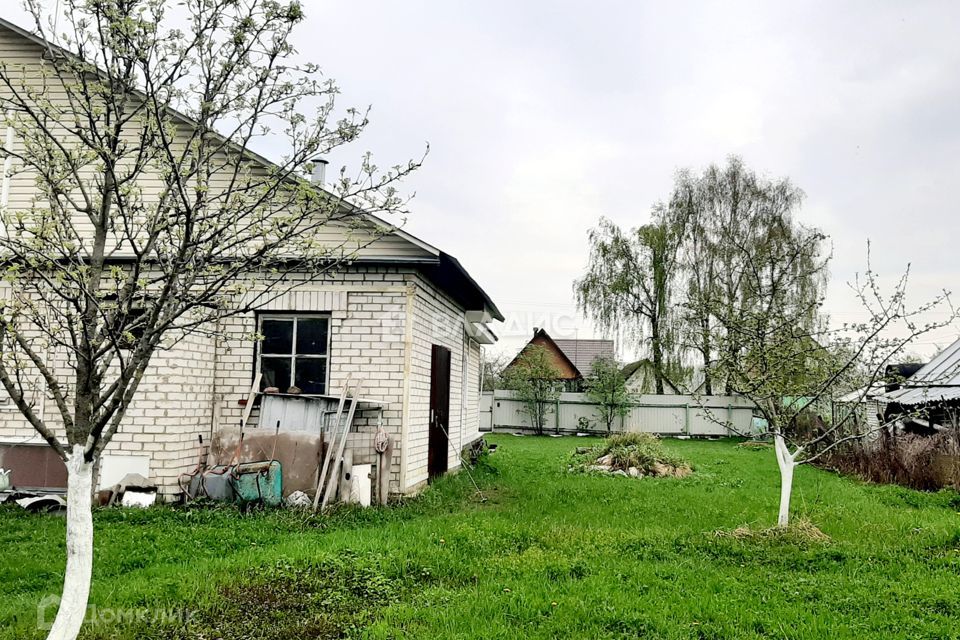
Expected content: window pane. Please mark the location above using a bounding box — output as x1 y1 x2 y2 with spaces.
294 357 327 395
261 319 293 354
296 318 328 355
261 357 291 391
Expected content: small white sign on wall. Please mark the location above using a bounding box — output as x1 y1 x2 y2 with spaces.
97 455 151 489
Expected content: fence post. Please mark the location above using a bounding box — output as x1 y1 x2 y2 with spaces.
684 403 691 436
555 398 560 434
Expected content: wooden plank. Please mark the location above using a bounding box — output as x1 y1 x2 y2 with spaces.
312 375 351 511
321 379 364 511
239 372 262 429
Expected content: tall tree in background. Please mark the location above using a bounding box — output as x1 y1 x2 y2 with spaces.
666 157 810 395
0 2 420 638
575 215 683 394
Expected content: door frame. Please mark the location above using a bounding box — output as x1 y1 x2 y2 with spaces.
428 344 451 478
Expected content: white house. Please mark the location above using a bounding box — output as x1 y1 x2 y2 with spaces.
0 17 501 499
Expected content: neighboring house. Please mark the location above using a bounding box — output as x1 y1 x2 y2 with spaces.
0 18 501 498
551 337 616 379
883 340 960 431
502 328 615 390
837 361 928 433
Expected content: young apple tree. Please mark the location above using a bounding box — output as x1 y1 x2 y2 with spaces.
706 232 957 527
0 1 421 638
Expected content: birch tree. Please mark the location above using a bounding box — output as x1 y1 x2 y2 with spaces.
575 215 683 394
0 2 420 638
667 157 807 395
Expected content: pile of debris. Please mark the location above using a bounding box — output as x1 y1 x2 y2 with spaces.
569 433 692 479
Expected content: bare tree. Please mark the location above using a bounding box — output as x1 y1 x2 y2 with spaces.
575 215 683 394
0 2 421 638
481 351 511 392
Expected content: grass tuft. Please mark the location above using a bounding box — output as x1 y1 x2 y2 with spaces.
712 518 831 545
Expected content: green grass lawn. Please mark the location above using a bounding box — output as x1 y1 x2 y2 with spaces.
2 435 960 639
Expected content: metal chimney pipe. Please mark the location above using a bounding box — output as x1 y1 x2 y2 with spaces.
310 157 328 186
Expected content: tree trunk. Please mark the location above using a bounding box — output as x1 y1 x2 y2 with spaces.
773 434 795 528
700 316 712 396
47 444 94 640
651 321 665 395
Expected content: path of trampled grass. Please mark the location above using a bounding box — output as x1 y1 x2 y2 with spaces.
1 436 959 639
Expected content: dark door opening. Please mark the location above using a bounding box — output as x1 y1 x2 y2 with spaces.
428 344 451 479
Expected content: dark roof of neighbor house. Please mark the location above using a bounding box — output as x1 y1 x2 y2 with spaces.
552 337 615 377
0 16 503 325
884 338 960 405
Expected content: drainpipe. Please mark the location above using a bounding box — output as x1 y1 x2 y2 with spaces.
459 328 467 456
398 282 415 492
0 111 13 222
208 315 222 439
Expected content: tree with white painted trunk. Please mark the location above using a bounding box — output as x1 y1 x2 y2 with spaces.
705 233 957 527
0 2 420 638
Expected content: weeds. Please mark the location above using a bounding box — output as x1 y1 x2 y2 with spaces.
819 430 960 491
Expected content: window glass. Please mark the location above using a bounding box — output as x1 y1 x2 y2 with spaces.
261 319 293 354
260 356 291 391
296 317 328 355
294 357 327 395
257 315 330 394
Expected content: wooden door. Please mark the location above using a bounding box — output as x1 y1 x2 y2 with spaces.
428 344 451 478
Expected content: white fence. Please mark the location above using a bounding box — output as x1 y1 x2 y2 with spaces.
480 390 755 436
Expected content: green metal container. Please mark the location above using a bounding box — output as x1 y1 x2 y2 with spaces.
231 461 283 507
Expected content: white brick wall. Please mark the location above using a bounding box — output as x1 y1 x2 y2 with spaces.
0 327 217 497
0 264 487 497
403 273 484 491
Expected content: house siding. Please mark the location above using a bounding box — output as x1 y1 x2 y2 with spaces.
0 22 492 498
0 23 436 264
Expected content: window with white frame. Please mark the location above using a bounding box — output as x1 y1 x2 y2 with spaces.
257 314 330 395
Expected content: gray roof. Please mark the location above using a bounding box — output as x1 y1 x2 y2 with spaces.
552 339 615 377
884 337 960 405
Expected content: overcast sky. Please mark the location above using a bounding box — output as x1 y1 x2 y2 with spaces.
12 1 960 361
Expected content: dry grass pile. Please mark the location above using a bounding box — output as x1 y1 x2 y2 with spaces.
570 433 692 478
